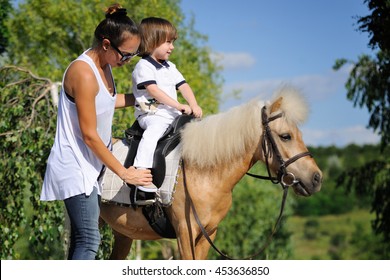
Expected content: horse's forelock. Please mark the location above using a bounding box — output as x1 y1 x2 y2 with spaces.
270 87 309 125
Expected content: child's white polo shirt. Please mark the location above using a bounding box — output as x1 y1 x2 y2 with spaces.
132 56 186 119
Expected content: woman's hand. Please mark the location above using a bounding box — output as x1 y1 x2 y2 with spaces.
122 166 152 185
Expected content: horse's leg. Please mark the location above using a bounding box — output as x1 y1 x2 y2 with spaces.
176 224 196 260
176 223 218 260
109 229 133 260
195 229 217 260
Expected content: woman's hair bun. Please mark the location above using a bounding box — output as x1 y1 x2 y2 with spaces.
105 4 127 19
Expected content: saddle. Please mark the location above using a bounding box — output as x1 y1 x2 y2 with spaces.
122 114 194 239
123 114 194 188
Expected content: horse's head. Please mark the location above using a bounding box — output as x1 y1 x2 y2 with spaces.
181 86 322 197
262 88 322 196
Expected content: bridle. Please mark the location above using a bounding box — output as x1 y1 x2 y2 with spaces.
246 106 312 188
183 105 313 260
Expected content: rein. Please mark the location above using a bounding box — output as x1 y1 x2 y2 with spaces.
184 105 312 260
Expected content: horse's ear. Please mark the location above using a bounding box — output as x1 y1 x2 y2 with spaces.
270 97 283 113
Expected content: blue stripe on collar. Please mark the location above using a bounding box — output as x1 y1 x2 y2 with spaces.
143 55 170 69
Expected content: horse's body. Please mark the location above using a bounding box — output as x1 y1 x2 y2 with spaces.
99 87 323 259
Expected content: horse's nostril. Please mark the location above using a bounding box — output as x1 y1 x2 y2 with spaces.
312 172 322 186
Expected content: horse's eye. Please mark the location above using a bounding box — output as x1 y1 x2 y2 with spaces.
280 133 291 142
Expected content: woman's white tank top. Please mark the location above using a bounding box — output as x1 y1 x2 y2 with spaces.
40 50 117 201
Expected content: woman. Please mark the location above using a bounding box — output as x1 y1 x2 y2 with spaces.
40 4 152 260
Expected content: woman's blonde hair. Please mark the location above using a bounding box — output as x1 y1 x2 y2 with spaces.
138 17 177 56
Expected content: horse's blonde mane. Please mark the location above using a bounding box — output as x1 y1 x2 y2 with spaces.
181 100 263 168
181 87 308 168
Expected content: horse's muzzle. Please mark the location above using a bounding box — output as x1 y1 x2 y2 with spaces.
292 171 322 197
312 172 322 191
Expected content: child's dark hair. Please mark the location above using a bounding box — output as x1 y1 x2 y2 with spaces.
93 3 139 47
138 17 177 56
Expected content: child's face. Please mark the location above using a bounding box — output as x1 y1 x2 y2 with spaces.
151 39 175 61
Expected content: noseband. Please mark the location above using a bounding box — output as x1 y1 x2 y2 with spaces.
247 106 312 188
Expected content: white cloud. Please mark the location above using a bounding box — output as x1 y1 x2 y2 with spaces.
212 51 256 70
301 125 380 147
287 70 347 100
218 79 279 111
216 64 379 147
219 65 351 111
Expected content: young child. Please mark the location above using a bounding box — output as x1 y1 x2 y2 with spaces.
132 17 202 205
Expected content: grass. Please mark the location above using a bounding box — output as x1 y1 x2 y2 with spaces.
287 209 375 260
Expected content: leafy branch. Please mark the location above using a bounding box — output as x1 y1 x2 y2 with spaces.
0 65 57 137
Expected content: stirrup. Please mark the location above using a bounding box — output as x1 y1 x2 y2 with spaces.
131 187 156 206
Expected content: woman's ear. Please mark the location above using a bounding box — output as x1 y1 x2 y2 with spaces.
102 38 110 51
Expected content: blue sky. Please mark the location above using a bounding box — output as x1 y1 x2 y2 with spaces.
180 0 380 147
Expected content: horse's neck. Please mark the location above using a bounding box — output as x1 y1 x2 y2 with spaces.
229 137 265 189
217 152 259 192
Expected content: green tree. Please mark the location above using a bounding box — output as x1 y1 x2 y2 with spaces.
0 0 11 55
6 0 222 135
0 66 64 259
333 0 389 148
333 0 390 258
1 0 221 259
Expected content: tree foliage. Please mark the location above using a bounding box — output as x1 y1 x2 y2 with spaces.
0 0 11 55
6 0 222 119
333 0 390 255
333 0 390 149
294 144 390 218
0 66 64 259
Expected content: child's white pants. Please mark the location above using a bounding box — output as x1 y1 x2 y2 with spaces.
134 114 173 169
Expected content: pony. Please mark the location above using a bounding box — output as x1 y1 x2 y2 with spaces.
99 87 323 259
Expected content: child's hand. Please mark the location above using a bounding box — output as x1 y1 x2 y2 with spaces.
177 104 192 115
191 105 203 118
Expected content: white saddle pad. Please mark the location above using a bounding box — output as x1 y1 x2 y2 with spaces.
101 139 181 206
